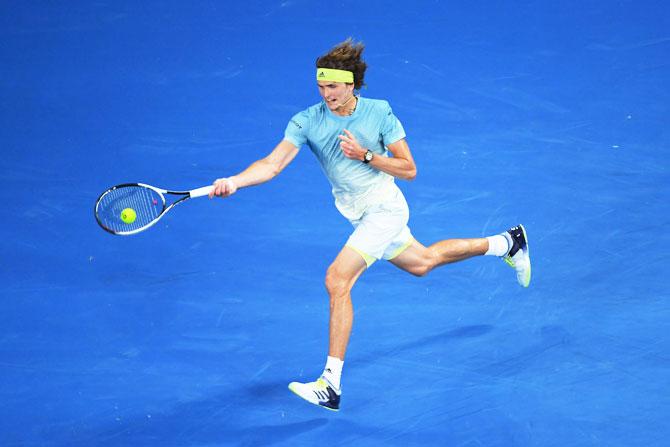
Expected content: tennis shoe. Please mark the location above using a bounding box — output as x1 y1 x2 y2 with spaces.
503 224 531 287
288 377 340 411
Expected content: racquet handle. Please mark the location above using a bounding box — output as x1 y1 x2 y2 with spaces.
189 185 215 198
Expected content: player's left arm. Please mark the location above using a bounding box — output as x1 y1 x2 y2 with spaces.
338 129 417 180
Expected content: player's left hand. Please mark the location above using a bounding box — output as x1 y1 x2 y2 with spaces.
338 129 366 161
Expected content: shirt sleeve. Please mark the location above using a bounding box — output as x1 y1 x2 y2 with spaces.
380 102 406 146
283 110 309 148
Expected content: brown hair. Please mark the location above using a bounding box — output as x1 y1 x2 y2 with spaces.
316 38 367 90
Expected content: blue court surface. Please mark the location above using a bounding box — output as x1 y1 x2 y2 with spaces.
2 1 669 446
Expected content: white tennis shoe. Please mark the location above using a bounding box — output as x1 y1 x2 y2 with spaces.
503 224 531 287
288 377 341 411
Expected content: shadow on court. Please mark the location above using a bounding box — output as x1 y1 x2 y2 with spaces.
41 382 329 447
350 324 494 367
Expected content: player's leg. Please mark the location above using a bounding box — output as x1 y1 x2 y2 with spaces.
325 246 368 359
389 225 531 286
388 237 488 277
288 246 367 411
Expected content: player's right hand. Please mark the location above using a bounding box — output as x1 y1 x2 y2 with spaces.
209 177 238 198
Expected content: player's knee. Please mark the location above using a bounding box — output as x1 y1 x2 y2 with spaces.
408 263 431 277
325 267 349 297
406 252 437 277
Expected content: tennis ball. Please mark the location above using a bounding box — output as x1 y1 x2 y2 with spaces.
121 208 137 224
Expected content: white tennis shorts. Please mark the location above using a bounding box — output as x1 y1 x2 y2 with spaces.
344 184 414 266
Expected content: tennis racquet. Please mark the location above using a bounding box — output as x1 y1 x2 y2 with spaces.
94 183 213 235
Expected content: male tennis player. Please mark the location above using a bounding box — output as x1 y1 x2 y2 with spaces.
208 39 531 411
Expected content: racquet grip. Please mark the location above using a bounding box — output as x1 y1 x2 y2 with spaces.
189 185 214 198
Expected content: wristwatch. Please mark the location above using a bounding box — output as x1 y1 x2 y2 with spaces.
363 150 374 164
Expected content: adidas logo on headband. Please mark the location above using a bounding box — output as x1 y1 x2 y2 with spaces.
316 68 354 83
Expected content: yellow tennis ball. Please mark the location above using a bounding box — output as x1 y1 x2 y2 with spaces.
121 207 137 224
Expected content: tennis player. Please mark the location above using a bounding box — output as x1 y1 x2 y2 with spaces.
208 39 531 411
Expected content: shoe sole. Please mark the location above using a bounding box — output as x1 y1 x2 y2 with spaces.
519 224 531 288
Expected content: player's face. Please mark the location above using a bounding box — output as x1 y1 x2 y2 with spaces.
318 81 354 111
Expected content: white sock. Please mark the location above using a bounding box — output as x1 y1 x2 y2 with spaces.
485 234 511 257
322 356 343 390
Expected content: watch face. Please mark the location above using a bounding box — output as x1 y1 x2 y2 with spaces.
365 151 373 161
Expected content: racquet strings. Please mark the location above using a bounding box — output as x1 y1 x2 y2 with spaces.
96 186 164 233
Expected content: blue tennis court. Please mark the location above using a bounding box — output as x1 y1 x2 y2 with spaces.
2 1 669 446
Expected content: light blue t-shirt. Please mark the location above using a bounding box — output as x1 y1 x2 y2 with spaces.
284 97 406 218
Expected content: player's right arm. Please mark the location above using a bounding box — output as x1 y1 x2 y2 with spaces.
209 139 299 198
